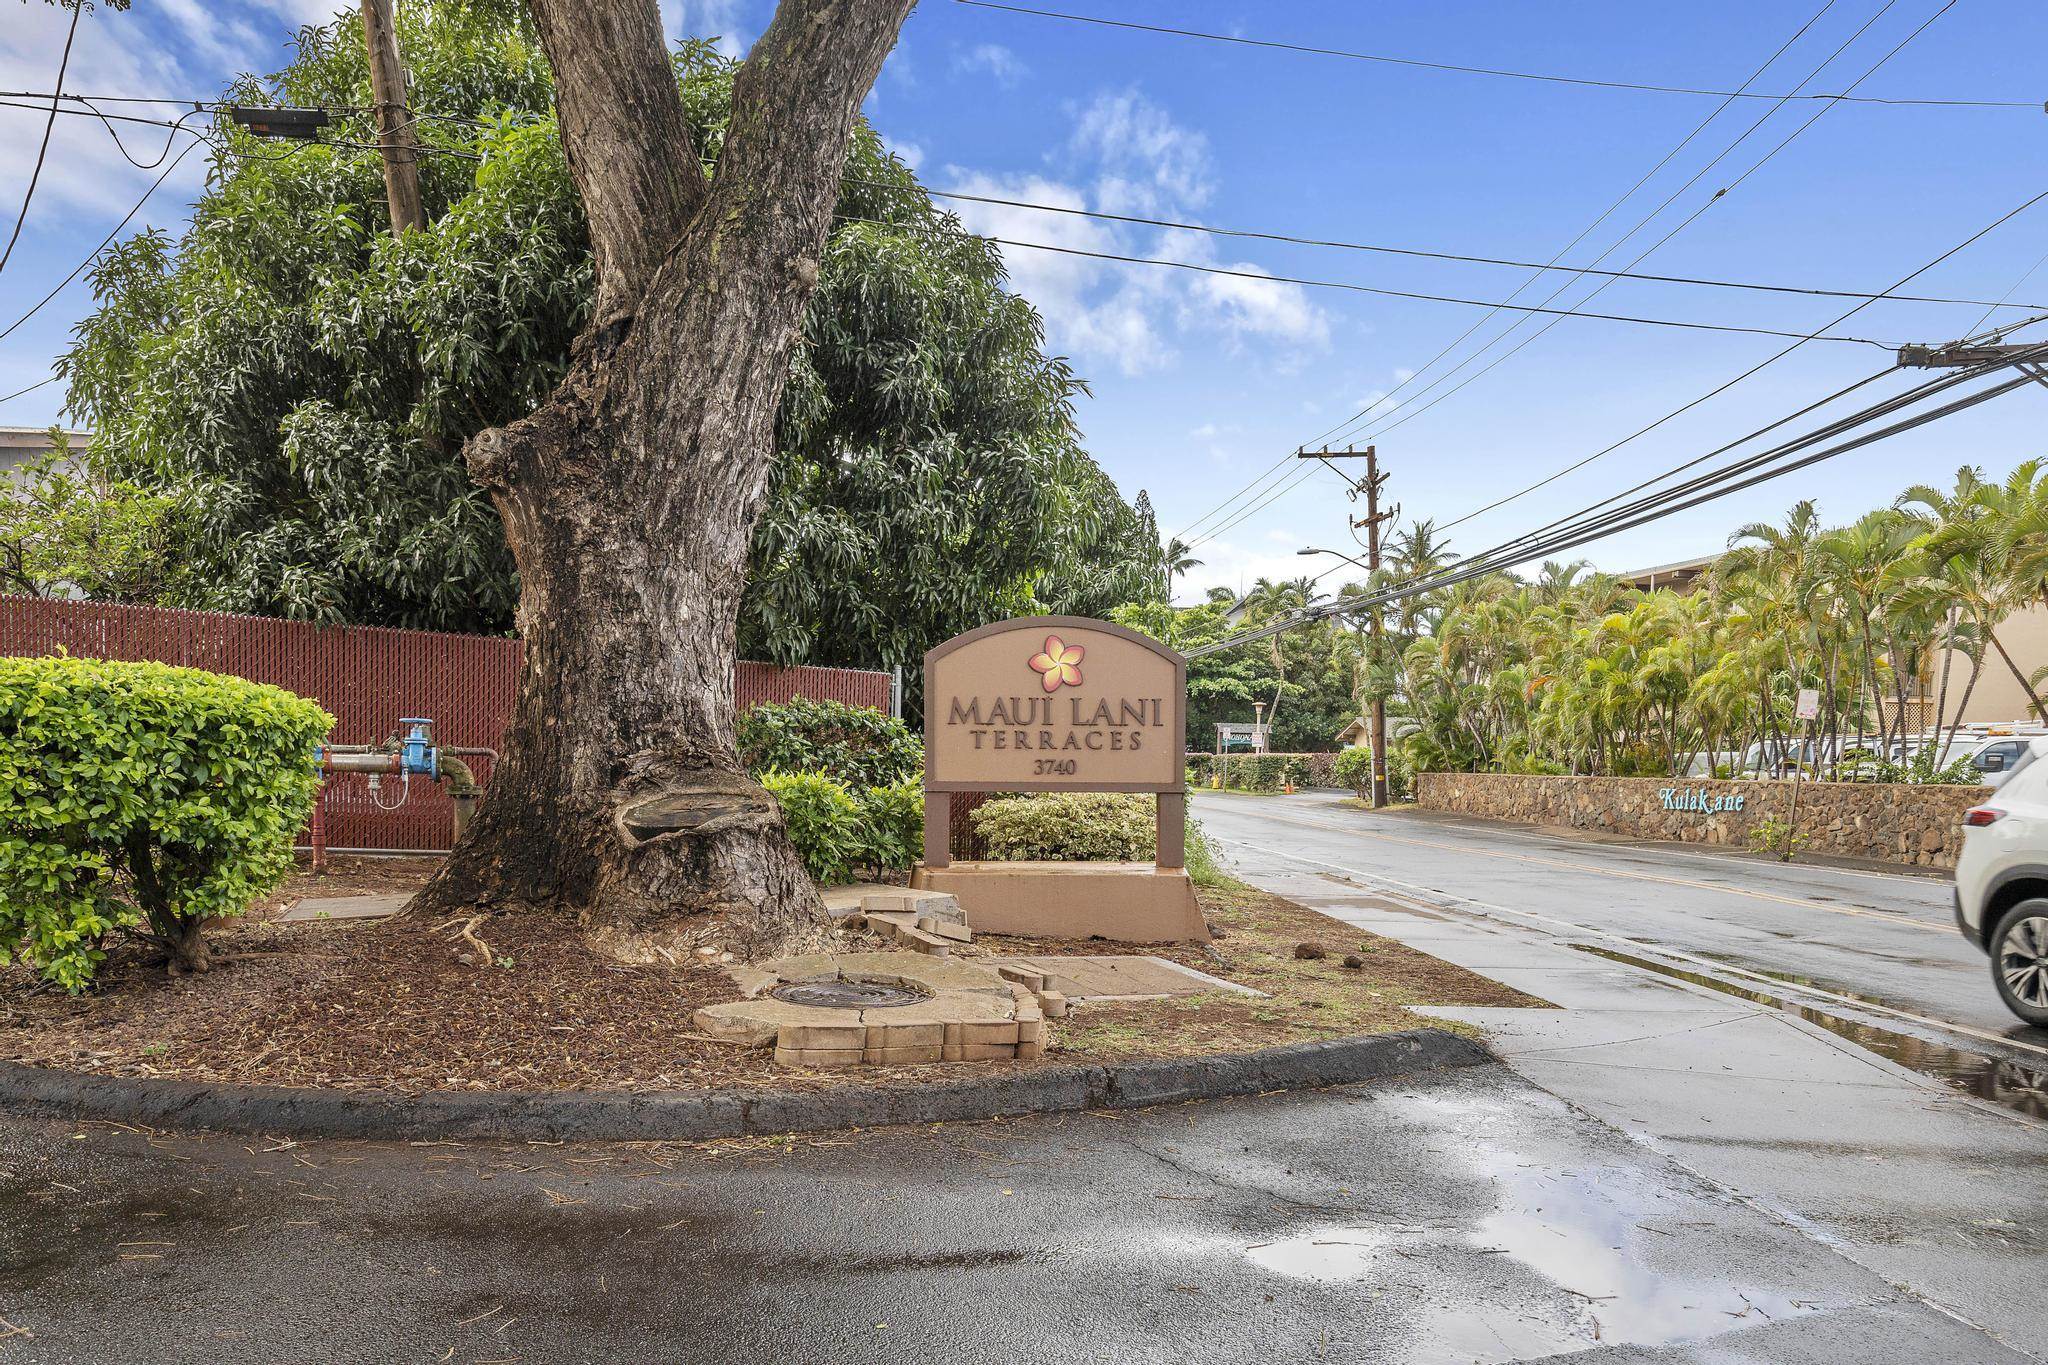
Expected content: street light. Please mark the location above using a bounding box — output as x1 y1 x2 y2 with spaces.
1298 545 1369 572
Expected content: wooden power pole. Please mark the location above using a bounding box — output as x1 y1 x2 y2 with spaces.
1298 445 1395 808
1357 449 1393 809
359 0 424 236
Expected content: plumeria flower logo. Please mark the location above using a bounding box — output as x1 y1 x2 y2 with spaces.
1028 634 1084 692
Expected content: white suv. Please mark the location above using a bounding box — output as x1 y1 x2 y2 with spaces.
1954 736 2048 1026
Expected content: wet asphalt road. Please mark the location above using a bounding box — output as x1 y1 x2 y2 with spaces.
4 796 2045 1362
1194 790 2031 1045
0 1065 2026 1364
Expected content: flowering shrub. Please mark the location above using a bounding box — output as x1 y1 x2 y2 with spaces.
0 657 331 989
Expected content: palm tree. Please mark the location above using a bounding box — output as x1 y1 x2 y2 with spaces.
1163 536 1202 599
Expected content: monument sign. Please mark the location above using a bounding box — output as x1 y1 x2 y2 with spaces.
913 616 1206 942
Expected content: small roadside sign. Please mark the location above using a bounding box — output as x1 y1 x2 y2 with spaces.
1795 688 1820 720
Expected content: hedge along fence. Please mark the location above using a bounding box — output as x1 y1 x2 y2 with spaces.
1186 752 1343 792
0 657 332 989
1 596 893 851
1415 771 1989 870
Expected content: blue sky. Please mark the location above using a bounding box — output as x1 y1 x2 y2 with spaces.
3 0 2045 602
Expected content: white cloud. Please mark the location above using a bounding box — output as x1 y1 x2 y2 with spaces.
953 42 1027 87
1070 89 1214 212
939 87 1327 378
942 170 1173 375
662 0 751 58
0 6 213 221
888 138 926 172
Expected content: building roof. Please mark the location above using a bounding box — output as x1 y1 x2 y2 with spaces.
1617 553 1718 591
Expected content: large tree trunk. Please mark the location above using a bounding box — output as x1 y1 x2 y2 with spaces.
412 0 916 961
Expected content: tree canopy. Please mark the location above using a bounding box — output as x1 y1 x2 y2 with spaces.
62 1 1158 668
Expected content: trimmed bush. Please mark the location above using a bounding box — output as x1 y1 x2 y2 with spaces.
738 697 920 789
971 792 1157 862
1332 746 1373 794
854 778 924 873
0 656 332 989
759 769 864 885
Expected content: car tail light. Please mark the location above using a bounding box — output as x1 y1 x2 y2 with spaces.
1963 807 2005 827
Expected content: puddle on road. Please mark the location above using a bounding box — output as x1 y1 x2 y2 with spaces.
1240 1121 1819 1362
1572 943 2048 1122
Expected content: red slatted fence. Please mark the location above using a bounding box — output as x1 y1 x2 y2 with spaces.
1 597 893 851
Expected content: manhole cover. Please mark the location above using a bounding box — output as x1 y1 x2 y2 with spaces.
770 980 927 1009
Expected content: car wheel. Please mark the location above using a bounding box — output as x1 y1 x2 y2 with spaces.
1990 899 2048 1027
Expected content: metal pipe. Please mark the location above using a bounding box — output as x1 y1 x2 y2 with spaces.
309 778 328 876
322 751 402 774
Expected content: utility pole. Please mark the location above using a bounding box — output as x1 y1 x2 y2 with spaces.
1298 445 1395 808
359 0 424 237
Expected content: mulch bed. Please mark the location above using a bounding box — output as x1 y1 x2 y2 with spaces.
0 859 1542 1095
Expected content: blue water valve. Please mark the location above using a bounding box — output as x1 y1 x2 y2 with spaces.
398 718 439 779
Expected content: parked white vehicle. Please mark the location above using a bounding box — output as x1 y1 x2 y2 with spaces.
1953 735 2048 1026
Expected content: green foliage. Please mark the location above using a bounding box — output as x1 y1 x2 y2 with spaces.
971 792 1158 862
1748 815 1808 861
62 11 1159 665
1215 754 1290 793
737 698 921 789
1332 746 1372 794
853 779 924 873
0 438 187 602
0 657 331 989
758 770 863 885
1183 820 1236 890
1112 597 1360 755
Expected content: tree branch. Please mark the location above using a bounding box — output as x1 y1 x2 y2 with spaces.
701 0 918 293
528 0 710 321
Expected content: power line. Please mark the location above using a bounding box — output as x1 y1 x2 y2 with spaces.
836 211 1896 346
1295 0 1848 453
1343 0 1966 452
1189 349 2048 656
1433 181 2048 535
0 373 59 406
0 135 211 344
858 180 2036 310
955 0 2040 108
0 1 81 279
1172 455 1300 542
0 97 485 162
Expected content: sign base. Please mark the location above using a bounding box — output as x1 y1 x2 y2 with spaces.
910 861 1210 944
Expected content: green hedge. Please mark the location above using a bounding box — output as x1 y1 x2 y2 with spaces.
971 792 1157 861
967 792 1229 885
739 697 920 789
1188 752 1343 792
0 656 332 989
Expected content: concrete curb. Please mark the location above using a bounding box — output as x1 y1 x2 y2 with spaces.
0 1028 1490 1142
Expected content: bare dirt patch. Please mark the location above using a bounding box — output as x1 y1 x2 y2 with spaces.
0 859 1543 1094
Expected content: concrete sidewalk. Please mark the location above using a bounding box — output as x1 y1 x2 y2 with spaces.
1246 858 2048 1362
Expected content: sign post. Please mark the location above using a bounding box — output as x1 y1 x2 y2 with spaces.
914 615 1206 942
1783 687 1821 862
